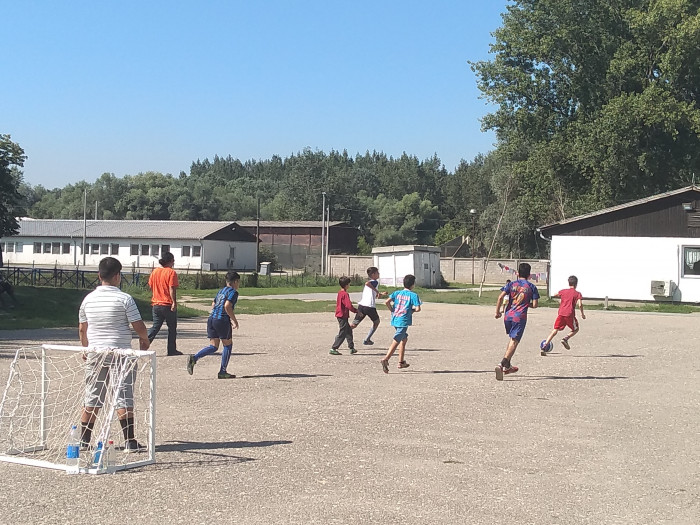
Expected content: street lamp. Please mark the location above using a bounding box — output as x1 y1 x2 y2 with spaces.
470 209 477 285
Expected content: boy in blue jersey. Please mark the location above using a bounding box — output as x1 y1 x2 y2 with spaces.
494 263 539 381
380 274 422 373
187 271 240 379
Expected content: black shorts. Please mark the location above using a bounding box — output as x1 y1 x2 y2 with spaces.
207 316 232 340
353 305 379 323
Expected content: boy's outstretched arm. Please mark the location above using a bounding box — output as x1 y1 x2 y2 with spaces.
385 296 394 311
495 291 507 318
578 298 586 319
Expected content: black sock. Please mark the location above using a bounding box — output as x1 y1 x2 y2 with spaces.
119 417 135 441
501 358 510 369
80 421 94 445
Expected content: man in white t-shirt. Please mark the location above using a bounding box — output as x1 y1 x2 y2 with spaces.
350 267 386 346
78 257 150 453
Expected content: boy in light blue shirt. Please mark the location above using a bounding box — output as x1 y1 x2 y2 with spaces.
380 274 422 373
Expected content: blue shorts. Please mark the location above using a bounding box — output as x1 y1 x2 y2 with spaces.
392 326 409 342
504 319 526 341
207 316 232 340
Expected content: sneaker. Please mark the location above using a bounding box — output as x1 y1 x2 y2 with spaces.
124 440 147 453
350 348 357 354
503 365 519 376
397 361 410 369
329 349 341 355
187 355 196 375
217 372 236 379
363 340 374 346
495 365 504 381
540 350 548 356
380 359 389 374
167 350 184 356
561 339 570 350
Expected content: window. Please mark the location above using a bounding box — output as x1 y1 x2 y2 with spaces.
141 244 150 256
193 245 201 257
34 242 42 254
130 244 139 256
91 244 100 254
6 242 14 253
682 246 700 276
52 242 60 254
161 244 170 254
62 243 71 254
44 243 51 254
111 243 120 255
182 246 191 257
151 245 160 256
100 244 109 255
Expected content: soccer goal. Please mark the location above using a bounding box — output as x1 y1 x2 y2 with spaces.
0 344 156 474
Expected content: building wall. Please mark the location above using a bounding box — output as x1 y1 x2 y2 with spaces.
329 255 373 277
0 235 256 271
550 235 700 302
201 240 256 271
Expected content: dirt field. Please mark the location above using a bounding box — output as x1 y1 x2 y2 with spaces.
0 303 698 525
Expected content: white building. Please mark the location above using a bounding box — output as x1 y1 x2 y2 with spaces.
372 245 441 288
538 186 700 303
0 219 258 271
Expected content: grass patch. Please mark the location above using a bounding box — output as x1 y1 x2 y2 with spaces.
0 286 201 331
180 285 363 298
235 299 336 315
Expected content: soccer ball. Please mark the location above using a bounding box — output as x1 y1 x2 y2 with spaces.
540 340 554 353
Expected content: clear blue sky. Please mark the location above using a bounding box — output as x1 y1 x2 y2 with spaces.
2 1 507 189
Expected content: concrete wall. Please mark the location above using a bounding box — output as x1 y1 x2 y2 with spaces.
550 235 700 302
439 257 549 287
328 255 373 277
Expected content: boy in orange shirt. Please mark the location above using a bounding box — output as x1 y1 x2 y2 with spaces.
147 251 181 356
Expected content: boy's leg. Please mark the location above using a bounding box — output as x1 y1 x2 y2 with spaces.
561 318 579 349
164 308 180 355
331 318 346 354
148 305 166 342
344 320 356 353
219 338 234 378
397 337 409 368
364 321 380 344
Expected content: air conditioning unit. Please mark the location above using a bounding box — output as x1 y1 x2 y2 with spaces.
650 280 672 297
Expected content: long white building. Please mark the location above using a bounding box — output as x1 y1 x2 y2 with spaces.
0 218 258 271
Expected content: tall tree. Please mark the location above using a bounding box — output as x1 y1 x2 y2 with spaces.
471 0 700 229
0 134 26 238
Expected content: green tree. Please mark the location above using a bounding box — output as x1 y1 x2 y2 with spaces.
0 134 27 238
471 0 700 236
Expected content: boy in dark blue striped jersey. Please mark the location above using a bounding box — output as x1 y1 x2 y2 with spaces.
187 271 240 379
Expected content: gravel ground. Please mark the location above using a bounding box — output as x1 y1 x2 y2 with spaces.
0 303 698 525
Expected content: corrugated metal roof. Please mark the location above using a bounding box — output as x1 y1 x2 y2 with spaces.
538 185 700 232
13 219 240 240
235 220 349 228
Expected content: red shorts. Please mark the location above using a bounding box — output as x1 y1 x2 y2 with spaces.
554 315 578 331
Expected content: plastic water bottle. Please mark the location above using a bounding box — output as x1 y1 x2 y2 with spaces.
104 440 116 471
92 441 104 471
66 425 80 474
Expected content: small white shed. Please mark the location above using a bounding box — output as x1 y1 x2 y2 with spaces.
372 245 441 288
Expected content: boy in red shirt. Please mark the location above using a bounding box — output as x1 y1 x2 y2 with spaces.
330 276 357 355
540 275 586 355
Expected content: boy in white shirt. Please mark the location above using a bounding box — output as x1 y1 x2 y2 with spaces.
350 267 386 345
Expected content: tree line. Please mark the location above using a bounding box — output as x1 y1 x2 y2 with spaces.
3 1 699 258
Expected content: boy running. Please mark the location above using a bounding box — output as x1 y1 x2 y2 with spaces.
350 266 386 345
540 275 585 356
187 271 240 379
330 276 357 355
494 263 539 380
380 274 422 373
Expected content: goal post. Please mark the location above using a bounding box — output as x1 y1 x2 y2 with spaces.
0 344 156 474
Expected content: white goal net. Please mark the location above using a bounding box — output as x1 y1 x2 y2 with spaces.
0 344 156 474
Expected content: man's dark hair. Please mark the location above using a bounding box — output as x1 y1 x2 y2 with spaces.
226 271 240 283
159 251 175 266
517 263 531 279
568 275 578 287
99 257 122 281
366 266 378 276
339 276 352 288
403 274 416 289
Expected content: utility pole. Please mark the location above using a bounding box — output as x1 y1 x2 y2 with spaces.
470 209 477 285
82 189 87 265
255 195 261 272
321 192 326 274
325 205 330 276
